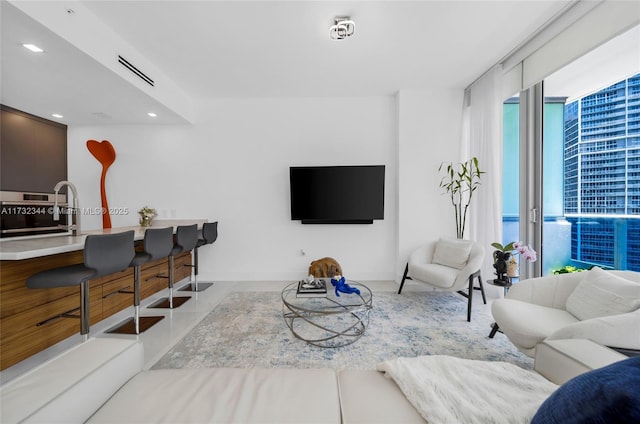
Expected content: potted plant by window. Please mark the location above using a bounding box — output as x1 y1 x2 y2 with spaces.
490 241 537 285
438 157 484 239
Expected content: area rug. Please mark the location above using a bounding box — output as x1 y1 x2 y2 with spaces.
153 291 533 371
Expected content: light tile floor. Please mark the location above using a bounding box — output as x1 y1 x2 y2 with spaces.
1 277 499 384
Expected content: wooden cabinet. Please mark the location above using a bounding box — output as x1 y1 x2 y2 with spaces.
0 249 193 370
0 105 67 193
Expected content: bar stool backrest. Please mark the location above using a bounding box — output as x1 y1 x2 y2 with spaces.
202 221 218 245
84 230 135 277
144 227 174 260
175 224 198 252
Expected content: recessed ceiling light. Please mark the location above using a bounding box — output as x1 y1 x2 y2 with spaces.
51 113 64 119
22 43 44 53
147 112 157 118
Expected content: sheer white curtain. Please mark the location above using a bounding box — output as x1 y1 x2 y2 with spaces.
460 65 504 280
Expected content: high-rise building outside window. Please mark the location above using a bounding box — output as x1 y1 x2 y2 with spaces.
564 73 640 271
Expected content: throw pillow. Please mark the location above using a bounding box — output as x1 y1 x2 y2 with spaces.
565 267 640 321
432 238 472 270
531 356 640 424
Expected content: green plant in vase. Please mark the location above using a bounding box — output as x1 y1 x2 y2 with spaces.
438 157 484 239
490 241 537 285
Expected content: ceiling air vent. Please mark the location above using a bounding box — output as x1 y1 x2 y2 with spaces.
117 55 154 87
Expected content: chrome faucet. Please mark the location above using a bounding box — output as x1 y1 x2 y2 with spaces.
53 181 81 236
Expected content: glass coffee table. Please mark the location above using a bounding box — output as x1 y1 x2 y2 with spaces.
281 280 373 348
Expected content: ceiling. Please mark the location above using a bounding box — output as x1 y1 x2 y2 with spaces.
545 24 640 102
1 0 573 125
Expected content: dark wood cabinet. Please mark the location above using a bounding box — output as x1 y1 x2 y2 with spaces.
0 105 67 193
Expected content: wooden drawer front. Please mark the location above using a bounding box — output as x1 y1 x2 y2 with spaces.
90 267 133 286
0 251 84 318
138 252 192 294
174 251 193 282
0 288 102 370
101 273 136 319
140 259 170 299
1 284 78 320
0 251 85 293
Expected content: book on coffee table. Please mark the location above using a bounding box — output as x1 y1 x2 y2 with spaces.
296 279 327 298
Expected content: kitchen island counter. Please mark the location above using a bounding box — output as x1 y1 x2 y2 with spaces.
0 219 208 370
0 219 206 260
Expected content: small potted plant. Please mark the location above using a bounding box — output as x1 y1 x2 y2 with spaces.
138 206 156 227
490 241 537 285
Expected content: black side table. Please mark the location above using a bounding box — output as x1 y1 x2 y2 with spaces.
488 277 514 292
487 278 515 338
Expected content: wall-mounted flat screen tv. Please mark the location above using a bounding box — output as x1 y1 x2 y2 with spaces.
290 165 385 224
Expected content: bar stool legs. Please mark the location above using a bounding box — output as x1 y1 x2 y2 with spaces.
133 264 141 334
193 248 203 291
108 262 165 334
148 253 191 309
169 254 175 309
80 281 89 342
180 221 218 293
149 224 197 309
109 227 173 334
180 247 214 292
192 247 214 292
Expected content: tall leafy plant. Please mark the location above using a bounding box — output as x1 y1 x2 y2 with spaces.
438 157 484 239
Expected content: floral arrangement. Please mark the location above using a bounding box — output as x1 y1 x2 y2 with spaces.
138 206 156 219
491 241 537 284
491 241 537 262
138 206 156 226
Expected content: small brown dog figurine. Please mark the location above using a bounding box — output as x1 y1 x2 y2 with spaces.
308 257 343 278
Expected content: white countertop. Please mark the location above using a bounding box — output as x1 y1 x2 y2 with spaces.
0 219 207 260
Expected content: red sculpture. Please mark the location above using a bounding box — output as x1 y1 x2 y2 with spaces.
86 139 116 229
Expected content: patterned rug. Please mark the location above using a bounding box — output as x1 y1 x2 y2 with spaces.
153 290 533 371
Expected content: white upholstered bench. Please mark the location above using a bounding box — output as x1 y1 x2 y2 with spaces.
1 336 627 424
0 338 143 424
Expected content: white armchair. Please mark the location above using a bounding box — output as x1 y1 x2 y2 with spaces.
398 238 486 321
491 267 640 357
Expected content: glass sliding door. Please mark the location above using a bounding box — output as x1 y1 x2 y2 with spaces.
542 98 571 275
500 85 543 280
502 97 520 248
518 83 543 279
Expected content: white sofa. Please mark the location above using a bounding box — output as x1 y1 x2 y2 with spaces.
491 268 640 357
1 336 629 424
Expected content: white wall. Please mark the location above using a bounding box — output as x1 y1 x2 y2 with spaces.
69 97 396 281
68 93 464 282
396 89 465 280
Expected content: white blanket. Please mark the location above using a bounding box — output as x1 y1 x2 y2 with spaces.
377 356 558 424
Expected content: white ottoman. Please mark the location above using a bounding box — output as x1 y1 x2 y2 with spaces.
534 339 628 385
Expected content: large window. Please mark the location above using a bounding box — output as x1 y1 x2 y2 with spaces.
502 73 639 274
563 74 640 271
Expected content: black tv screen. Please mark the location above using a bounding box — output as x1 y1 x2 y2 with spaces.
290 165 385 224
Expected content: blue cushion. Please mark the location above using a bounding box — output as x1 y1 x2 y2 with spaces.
532 355 640 424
